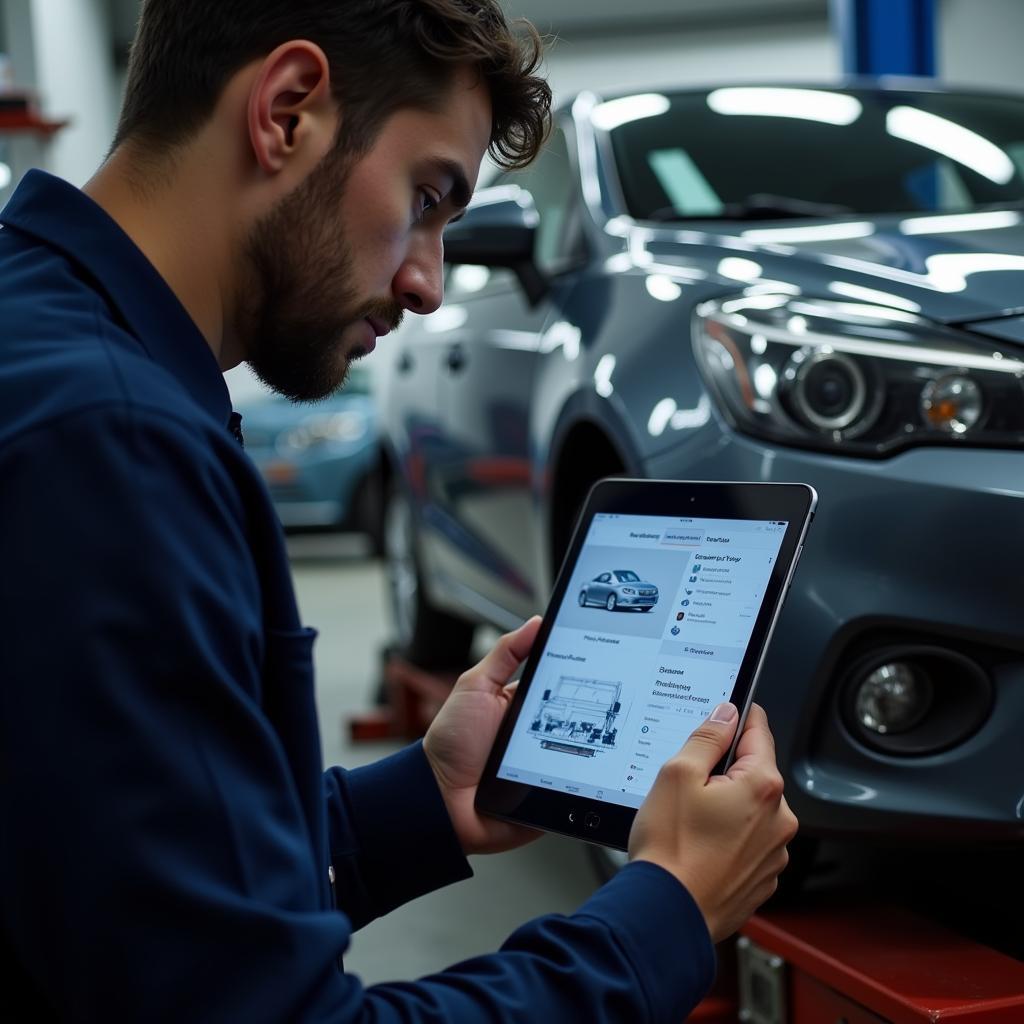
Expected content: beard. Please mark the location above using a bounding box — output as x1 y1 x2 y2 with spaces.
239 147 403 403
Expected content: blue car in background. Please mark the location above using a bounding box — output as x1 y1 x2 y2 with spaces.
227 363 384 549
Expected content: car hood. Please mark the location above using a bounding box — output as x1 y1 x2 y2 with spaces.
649 209 1024 327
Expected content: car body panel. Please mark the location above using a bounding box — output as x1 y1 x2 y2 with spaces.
646 434 1024 835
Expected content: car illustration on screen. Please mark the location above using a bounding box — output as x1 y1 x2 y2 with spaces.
579 570 659 611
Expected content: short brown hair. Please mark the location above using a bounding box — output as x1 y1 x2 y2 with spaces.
115 0 551 170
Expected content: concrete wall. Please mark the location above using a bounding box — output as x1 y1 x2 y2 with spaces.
9 0 1024 210
0 0 120 203
543 17 839 104
938 0 1024 94
0 1 836 207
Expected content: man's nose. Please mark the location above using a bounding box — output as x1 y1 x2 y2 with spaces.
392 239 444 315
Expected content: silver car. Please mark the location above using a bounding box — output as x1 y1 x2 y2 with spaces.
579 570 658 611
380 81 1024 857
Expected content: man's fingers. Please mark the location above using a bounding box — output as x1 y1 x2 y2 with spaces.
460 616 542 691
505 615 542 662
726 704 777 775
671 702 739 779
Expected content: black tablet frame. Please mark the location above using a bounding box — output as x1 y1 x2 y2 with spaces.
474 478 817 851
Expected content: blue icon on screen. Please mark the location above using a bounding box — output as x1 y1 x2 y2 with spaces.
688 576 697 583
670 626 681 636
681 599 690 607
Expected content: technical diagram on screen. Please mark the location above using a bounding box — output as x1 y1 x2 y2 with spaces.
530 676 627 756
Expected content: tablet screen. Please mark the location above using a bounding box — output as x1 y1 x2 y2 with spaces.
495 512 789 809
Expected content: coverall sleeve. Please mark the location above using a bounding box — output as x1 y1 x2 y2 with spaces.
0 406 715 1023
324 744 474 930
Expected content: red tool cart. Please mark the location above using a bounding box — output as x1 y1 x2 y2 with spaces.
735 900 1024 1023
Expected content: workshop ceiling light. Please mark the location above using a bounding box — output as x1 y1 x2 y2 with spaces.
706 88 862 126
0 162 11 190
591 94 670 132
718 257 762 282
886 106 1015 185
899 210 1022 236
644 274 683 302
827 281 922 313
594 354 616 397
741 221 876 244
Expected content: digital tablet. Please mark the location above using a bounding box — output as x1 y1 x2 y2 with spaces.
475 478 816 851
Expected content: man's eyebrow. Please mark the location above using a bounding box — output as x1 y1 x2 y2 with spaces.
430 158 472 211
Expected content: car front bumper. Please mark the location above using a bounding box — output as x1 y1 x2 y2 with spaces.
247 441 376 529
646 427 1024 841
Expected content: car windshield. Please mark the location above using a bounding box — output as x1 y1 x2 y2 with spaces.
613 570 640 582
605 87 1024 220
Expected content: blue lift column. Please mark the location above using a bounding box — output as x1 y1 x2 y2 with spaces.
831 0 936 77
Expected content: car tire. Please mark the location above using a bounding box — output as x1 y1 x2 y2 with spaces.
384 483 475 669
606 594 617 611
578 590 587 607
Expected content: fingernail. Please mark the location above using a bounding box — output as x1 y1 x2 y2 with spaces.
710 702 737 724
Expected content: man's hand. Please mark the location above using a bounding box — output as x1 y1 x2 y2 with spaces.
628 702 798 943
424 617 543 856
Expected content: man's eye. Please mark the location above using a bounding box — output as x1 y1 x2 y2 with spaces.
417 188 442 220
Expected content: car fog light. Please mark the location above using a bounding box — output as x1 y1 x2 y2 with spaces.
853 662 933 734
920 375 983 434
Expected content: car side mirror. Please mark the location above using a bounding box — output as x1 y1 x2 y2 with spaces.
443 185 548 305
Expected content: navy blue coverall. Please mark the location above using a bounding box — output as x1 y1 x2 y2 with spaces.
0 171 715 1022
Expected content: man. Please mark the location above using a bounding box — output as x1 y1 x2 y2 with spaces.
0 2 797 1020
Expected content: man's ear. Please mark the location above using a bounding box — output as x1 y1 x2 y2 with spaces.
247 41 336 175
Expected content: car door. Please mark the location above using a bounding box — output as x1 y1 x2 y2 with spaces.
381 312 449 515
588 573 613 605
429 124 585 624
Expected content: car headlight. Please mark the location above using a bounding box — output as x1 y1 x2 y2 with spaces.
278 411 368 453
621 587 636 594
693 294 1024 454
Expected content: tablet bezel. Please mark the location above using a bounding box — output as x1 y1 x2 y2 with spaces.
474 478 816 851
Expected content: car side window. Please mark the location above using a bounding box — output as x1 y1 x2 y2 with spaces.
597 573 611 583
444 124 582 302
512 124 582 274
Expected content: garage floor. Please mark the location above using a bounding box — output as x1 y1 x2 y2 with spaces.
287 534 602 986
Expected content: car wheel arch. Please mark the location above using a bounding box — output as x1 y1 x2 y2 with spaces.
541 404 642 587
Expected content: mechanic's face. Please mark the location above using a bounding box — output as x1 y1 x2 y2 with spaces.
242 67 491 402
